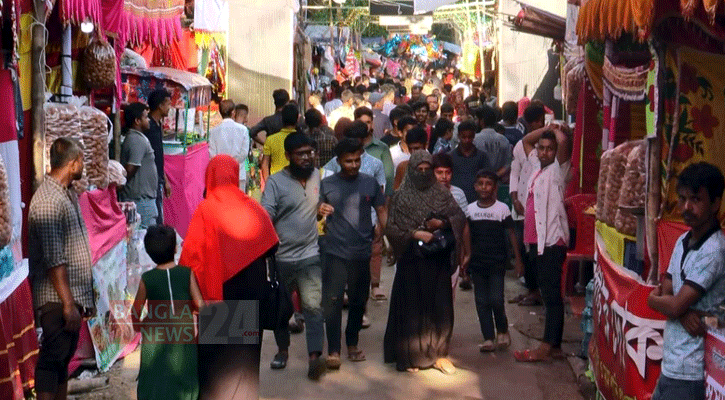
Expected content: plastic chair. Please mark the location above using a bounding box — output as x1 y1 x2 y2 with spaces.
562 194 597 298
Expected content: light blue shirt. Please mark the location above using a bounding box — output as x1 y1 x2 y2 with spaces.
662 228 725 380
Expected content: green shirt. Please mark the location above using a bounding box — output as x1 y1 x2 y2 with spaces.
364 138 394 196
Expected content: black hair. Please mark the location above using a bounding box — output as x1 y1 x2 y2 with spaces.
354 84 366 95
334 137 363 158
273 89 290 109
344 120 369 139
284 131 315 153
539 130 558 150
405 126 428 145
49 137 83 170
281 103 299 126
458 120 478 136
476 169 499 184
431 152 453 170
148 89 171 111
397 115 417 132
234 104 249 113
475 105 498 128
354 106 373 120
443 83 453 92
411 101 429 113
524 104 546 124
440 103 454 114
429 118 454 153
677 162 725 203
123 102 148 132
502 101 518 124
389 105 413 125
493 123 505 134
304 108 323 129
144 224 177 265
219 99 235 119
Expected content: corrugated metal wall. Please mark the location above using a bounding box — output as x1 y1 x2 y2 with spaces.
497 0 565 111
227 1 295 126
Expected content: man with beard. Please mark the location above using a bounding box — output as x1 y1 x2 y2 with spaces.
120 102 158 228
29 138 95 400
146 89 172 224
261 132 327 380
318 138 387 370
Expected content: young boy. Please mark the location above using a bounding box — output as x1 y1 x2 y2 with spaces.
465 170 524 351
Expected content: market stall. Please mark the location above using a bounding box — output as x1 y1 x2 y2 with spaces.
572 0 725 397
121 66 212 238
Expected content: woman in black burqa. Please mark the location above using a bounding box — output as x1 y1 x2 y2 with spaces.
383 150 466 374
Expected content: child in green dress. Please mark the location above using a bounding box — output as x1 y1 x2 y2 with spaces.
132 225 204 400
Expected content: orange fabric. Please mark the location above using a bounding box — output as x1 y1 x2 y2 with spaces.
179 155 278 301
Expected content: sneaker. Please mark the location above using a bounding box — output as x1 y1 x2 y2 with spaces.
497 332 511 349
270 352 288 369
308 357 327 380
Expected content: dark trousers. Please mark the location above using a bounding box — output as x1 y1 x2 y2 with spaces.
652 375 705 400
35 303 81 394
155 181 164 225
530 244 567 347
470 268 508 341
323 254 371 354
516 220 537 292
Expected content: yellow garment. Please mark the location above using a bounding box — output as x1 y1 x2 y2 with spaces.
263 127 294 176
596 220 635 266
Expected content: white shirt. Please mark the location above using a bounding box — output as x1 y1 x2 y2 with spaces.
526 159 569 254
390 144 410 169
324 99 343 116
509 141 535 220
208 118 250 189
450 185 469 216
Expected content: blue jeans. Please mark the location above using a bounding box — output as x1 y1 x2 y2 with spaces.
651 375 704 400
134 199 158 229
273 256 324 355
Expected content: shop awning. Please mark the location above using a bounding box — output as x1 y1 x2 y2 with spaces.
511 2 566 41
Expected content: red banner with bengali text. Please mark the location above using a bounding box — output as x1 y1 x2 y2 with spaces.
705 330 725 400
590 237 667 400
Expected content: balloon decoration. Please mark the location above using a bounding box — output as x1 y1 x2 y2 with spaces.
373 34 444 61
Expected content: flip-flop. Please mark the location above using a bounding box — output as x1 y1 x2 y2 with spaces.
348 350 367 362
508 294 528 304
326 355 341 370
514 349 551 363
370 289 387 301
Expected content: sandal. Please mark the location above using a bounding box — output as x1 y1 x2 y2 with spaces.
508 294 528 304
326 354 341 370
348 349 367 362
514 349 551 363
479 340 496 352
370 286 387 301
434 358 456 375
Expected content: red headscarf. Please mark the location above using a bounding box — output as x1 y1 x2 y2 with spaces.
179 155 278 301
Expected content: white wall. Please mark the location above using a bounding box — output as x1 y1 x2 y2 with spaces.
227 0 297 125
497 0 566 109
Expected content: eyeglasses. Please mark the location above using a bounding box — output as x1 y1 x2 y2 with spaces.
292 150 316 158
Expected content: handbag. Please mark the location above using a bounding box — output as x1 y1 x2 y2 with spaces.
259 255 293 331
414 228 456 258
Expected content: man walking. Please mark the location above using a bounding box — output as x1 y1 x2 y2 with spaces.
261 103 299 184
474 105 511 181
209 99 250 190
120 102 158 228
261 132 327 380
249 89 291 144
648 163 725 400
319 138 387 369
146 89 172 224
29 138 94 400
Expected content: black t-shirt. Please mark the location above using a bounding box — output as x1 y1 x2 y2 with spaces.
467 200 514 272
145 118 165 183
381 134 401 147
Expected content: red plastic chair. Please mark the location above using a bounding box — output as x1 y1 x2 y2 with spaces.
562 194 597 298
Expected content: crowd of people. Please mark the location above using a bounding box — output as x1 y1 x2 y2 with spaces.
26 62 725 400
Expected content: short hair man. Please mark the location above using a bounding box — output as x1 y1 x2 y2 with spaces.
440 103 455 122
519 103 546 135
234 103 249 126
305 108 338 168
147 89 172 224
29 138 95 400
249 89 292 144
474 105 512 182
261 132 327 380
262 103 299 184
208 99 250 190
448 120 492 204
648 163 725 400
501 101 523 146
381 105 413 147
318 138 387 370
426 94 440 126
328 89 355 130
120 102 158 228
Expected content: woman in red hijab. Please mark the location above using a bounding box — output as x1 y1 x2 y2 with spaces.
180 155 278 400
